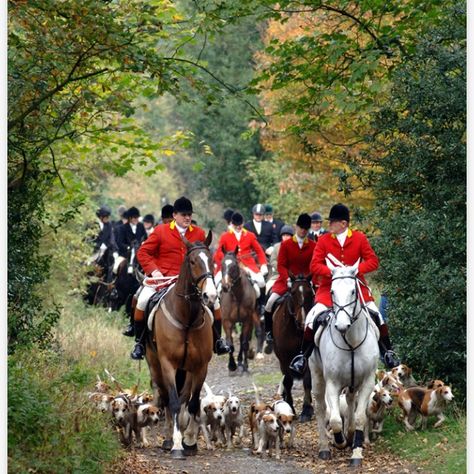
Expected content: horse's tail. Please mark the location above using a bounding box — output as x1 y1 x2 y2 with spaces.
252 383 261 405
203 382 214 398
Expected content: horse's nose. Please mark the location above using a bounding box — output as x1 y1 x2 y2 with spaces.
335 322 350 334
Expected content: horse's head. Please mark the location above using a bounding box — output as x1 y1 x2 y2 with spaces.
221 248 241 293
327 258 361 335
182 231 217 305
288 272 314 330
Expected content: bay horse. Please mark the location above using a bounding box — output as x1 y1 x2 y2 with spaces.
308 259 379 467
220 249 258 373
144 232 217 459
272 273 314 422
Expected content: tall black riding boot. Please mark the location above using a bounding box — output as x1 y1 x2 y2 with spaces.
212 316 231 355
368 309 400 369
289 326 317 376
130 316 146 360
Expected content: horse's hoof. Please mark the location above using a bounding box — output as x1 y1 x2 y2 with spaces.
183 442 197 456
349 458 363 467
162 439 173 451
170 449 186 460
319 450 331 460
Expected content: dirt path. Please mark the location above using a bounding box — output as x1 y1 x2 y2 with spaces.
112 350 424 474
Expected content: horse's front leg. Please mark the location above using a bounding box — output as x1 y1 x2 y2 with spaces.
241 321 251 372
183 374 206 455
223 319 237 372
344 389 355 445
326 381 346 450
349 377 373 467
309 356 331 460
301 369 314 422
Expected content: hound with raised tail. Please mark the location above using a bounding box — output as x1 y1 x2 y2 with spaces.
223 390 244 448
256 408 281 460
110 394 134 446
199 382 226 449
249 383 271 450
271 397 296 449
398 384 454 431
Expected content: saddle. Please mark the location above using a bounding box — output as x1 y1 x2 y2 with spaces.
146 285 174 331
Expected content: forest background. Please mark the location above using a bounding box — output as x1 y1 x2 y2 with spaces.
7 0 466 472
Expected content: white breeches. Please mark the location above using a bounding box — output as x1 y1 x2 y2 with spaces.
265 275 277 294
304 300 383 329
136 285 156 311
264 291 283 312
245 268 265 299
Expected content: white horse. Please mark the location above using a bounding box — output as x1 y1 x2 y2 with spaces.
309 259 379 467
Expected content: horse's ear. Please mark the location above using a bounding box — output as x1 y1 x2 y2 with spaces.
348 258 360 276
204 230 212 247
325 257 337 273
288 270 295 280
306 273 312 282
182 235 192 249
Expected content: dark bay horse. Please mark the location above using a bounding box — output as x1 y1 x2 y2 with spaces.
220 249 258 373
273 273 315 422
144 232 217 459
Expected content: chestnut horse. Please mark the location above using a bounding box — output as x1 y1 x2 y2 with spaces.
273 273 315 422
144 232 217 459
220 249 259 373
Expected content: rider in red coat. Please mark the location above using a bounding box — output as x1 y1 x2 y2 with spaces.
289 203 399 375
263 213 315 349
213 211 268 300
130 196 229 360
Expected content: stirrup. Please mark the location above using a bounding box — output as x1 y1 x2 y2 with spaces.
122 324 134 337
265 331 273 343
289 354 307 376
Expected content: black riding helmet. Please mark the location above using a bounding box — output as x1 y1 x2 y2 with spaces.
96 205 111 218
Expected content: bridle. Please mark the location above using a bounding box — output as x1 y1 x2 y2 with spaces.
331 275 364 324
329 273 369 393
287 277 313 329
176 244 214 301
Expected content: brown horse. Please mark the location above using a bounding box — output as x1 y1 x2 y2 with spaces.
144 232 217 459
220 249 258 373
273 273 315 422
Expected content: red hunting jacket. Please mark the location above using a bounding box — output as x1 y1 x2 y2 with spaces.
272 236 316 295
214 228 267 274
137 220 206 276
310 229 379 306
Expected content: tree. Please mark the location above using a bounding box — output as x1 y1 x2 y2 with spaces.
7 0 230 351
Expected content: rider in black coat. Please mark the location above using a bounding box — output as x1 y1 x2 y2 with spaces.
116 207 147 257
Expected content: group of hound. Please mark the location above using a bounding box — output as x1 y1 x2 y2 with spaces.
87 371 162 448
361 363 454 443
87 364 454 457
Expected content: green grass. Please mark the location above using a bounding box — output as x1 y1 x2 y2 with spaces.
375 408 466 473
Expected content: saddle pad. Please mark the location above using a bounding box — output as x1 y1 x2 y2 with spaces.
147 284 175 331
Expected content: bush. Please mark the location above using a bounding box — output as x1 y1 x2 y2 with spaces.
8 348 123 473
